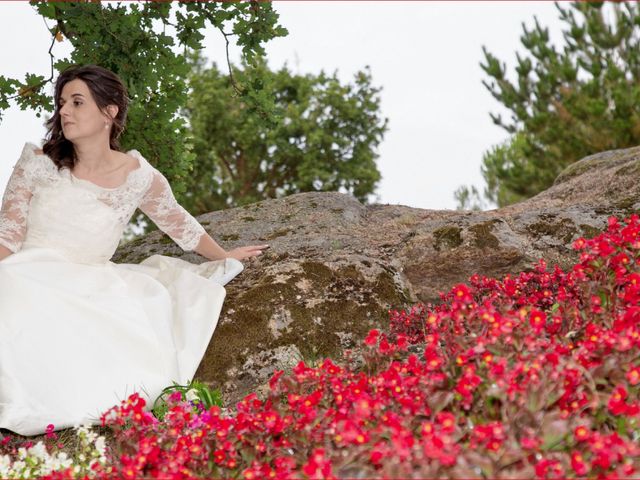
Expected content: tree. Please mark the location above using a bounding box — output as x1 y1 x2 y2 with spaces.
455 1 640 209
1 1 287 231
181 53 388 214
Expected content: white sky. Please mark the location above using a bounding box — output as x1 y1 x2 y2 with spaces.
0 1 564 211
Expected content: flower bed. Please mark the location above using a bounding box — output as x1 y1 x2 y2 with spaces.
2 214 640 478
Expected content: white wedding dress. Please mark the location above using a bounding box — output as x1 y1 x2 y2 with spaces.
0 142 244 436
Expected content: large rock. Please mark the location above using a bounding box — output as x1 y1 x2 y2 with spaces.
113 145 640 406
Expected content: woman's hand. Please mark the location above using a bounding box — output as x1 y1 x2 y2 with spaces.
225 244 269 261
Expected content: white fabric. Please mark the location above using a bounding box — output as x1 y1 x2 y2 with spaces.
0 142 244 436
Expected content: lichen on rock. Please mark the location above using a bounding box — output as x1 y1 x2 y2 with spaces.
111 144 640 405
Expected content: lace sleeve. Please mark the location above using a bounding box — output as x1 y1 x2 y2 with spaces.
139 168 206 251
0 146 36 253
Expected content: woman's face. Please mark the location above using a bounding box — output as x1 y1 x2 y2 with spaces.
58 78 114 142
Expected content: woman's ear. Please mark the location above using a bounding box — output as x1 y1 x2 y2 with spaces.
105 104 119 120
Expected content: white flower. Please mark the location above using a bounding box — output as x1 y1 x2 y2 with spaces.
17 448 27 460
0 425 109 479
50 452 72 470
29 442 48 461
95 436 106 457
185 389 199 402
86 431 97 444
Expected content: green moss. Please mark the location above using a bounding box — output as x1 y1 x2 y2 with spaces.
310 201 318 208
241 216 256 222
554 150 630 185
526 215 578 244
158 235 173 244
122 235 147 249
397 214 418 226
433 226 463 251
554 161 595 184
614 160 640 178
265 228 291 240
330 208 344 214
579 224 602 239
469 220 501 249
220 233 240 242
195 261 410 398
330 239 343 250
614 197 638 211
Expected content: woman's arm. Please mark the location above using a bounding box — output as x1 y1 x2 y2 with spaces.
0 244 12 262
194 232 228 261
139 168 268 261
1 144 36 256
194 232 268 261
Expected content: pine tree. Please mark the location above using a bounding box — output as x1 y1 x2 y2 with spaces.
456 1 640 209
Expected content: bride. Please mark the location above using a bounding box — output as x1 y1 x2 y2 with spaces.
0 64 268 436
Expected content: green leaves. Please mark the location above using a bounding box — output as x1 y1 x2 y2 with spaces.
2 1 288 234
181 52 388 215
151 379 223 421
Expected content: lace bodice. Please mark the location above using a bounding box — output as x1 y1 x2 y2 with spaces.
0 142 206 263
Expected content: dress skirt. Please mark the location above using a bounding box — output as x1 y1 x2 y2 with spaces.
0 246 243 436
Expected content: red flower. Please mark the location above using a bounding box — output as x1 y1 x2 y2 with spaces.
608 385 629 415
364 328 380 346
574 425 590 442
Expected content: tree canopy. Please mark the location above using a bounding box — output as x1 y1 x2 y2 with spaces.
1 1 287 210
181 52 388 214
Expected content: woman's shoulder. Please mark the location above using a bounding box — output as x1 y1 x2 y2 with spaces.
21 141 50 161
17 142 58 176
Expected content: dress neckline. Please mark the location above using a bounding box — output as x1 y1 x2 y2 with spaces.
26 142 146 191
69 152 144 191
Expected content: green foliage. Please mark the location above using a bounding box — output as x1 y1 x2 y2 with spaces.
182 52 388 214
455 1 640 209
151 379 223 421
1 1 287 230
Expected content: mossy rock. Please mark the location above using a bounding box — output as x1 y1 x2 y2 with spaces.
195 260 411 404
433 226 462 251
614 159 640 178
554 148 640 185
526 214 578 244
469 220 501 249
265 228 291 240
220 233 240 242
579 224 602 239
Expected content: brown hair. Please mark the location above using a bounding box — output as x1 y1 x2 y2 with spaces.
42 64 131 171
